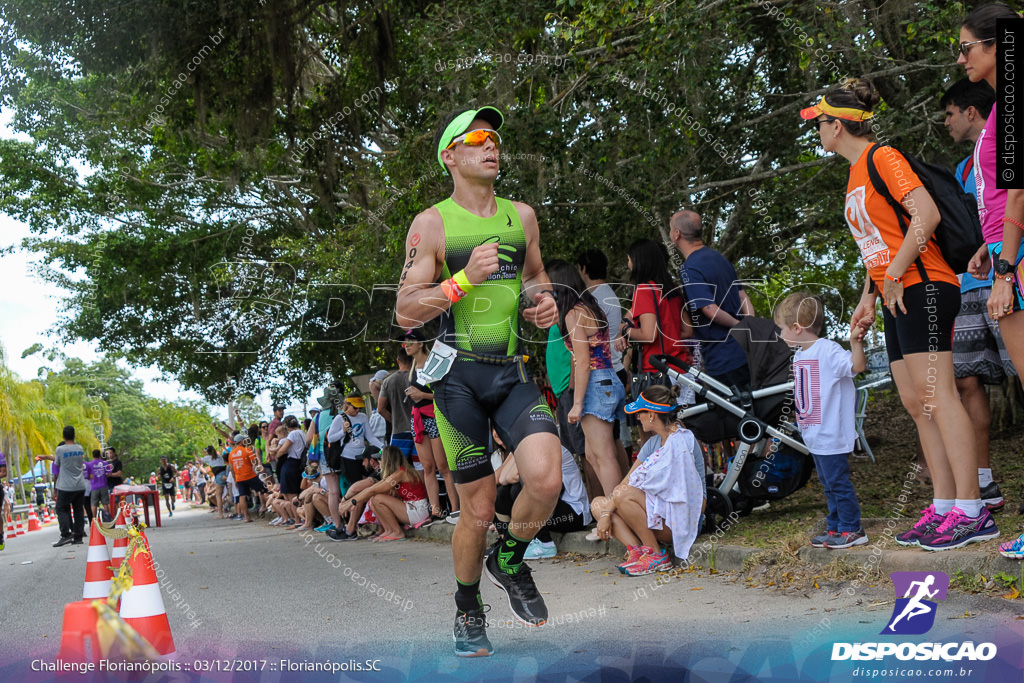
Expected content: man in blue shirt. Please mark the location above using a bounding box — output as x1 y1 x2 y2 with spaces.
941 77 1013 513
670 210 754 387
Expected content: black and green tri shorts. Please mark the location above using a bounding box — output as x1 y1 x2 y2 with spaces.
432 356 557 485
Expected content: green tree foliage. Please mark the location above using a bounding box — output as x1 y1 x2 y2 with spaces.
31 356 217 478
0 1 979 396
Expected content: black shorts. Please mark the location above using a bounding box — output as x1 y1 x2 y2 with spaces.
433 357 558 485
340 458 367 491
882 281 960 363
235 476 266 499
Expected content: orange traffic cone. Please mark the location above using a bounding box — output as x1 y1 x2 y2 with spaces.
14 514 24 537
44 507 53 523
58 600 102 663
83 521 113 600
110 510 129 571
27 506 41 532
4 515 14 539
117 532 175 657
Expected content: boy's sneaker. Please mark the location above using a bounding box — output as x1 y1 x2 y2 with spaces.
918 507 999 551
523 539 556 560
981 482 1004 513
483 552 548 626
822 530 869 549
895 504 944 547
168 510 172 518
616 545 644 574
0 537 5 551
445 511 461 524
314 522 336 533
269 516 283 526
998 534 1024 559
625 546 670 576
453 607 493 657
810 531 836 548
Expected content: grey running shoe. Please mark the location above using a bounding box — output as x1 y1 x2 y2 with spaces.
453 607 493 657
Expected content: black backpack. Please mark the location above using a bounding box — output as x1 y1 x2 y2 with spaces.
864 144 983 277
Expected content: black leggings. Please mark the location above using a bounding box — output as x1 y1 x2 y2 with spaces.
494 483 586 543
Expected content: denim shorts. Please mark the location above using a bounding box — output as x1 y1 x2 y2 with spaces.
581 368 626 423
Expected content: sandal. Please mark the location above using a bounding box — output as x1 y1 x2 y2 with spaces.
373 534 405 543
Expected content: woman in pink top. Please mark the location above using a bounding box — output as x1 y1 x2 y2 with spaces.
958 3 1024 558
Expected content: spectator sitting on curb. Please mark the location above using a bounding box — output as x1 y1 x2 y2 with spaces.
591 385 704 577
490 429 591 560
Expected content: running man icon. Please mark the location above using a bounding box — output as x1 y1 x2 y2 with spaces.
882 571 949 636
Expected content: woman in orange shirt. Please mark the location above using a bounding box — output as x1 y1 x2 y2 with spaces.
800 78 998 551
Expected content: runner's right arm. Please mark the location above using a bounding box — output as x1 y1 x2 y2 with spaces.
395 209 499 328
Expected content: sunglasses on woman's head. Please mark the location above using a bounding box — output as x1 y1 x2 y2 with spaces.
446 129 501 149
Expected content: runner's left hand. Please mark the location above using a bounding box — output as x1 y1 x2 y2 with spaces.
523 292 558 329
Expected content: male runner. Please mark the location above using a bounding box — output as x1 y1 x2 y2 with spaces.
158 456 177 517
396 106 562 657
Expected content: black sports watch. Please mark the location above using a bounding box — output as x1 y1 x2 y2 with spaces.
995 258 1013 276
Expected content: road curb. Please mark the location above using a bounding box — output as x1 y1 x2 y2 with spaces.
406 521 1020 576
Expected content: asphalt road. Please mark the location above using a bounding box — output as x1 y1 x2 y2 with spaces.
1 505 1022 682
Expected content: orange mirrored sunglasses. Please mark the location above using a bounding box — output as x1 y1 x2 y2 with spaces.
446 129 501 149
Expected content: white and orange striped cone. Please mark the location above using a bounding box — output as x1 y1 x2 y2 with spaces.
14 514 24 537
117 531 175 658
4 515 15 539
27 506 42 532
110 510 129 571
83 520 113 600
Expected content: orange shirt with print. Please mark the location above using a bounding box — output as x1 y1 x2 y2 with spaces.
844 145 958 291
229 445 258 482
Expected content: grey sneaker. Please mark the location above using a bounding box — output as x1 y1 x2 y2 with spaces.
453 607 493 657
809 531 836 548
822 530 869 549
981 482 1004 513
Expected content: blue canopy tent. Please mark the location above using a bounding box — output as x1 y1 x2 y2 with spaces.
18 461 47 481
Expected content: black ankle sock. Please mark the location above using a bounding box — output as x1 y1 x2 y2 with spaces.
496 531 531 575
455 578 482 613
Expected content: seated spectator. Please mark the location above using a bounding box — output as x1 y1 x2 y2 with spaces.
362 446 429 542
591 385 704 576
285 475 325 531
491 430 591 559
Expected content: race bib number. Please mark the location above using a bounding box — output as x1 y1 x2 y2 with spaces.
416 340 458 384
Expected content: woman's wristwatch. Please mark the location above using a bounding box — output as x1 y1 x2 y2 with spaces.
995 258 1016 283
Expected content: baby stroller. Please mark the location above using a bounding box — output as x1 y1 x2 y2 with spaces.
650 317 813 533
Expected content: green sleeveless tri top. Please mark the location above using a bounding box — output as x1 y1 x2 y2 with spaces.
434 196 527 356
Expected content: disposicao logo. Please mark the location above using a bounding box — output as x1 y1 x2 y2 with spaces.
882 571 947 635
831 571 997 662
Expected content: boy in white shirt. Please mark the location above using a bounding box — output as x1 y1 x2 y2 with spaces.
775 292 867 549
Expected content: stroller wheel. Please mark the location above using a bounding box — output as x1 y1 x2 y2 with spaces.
728 491 757 518
703 487 734 534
